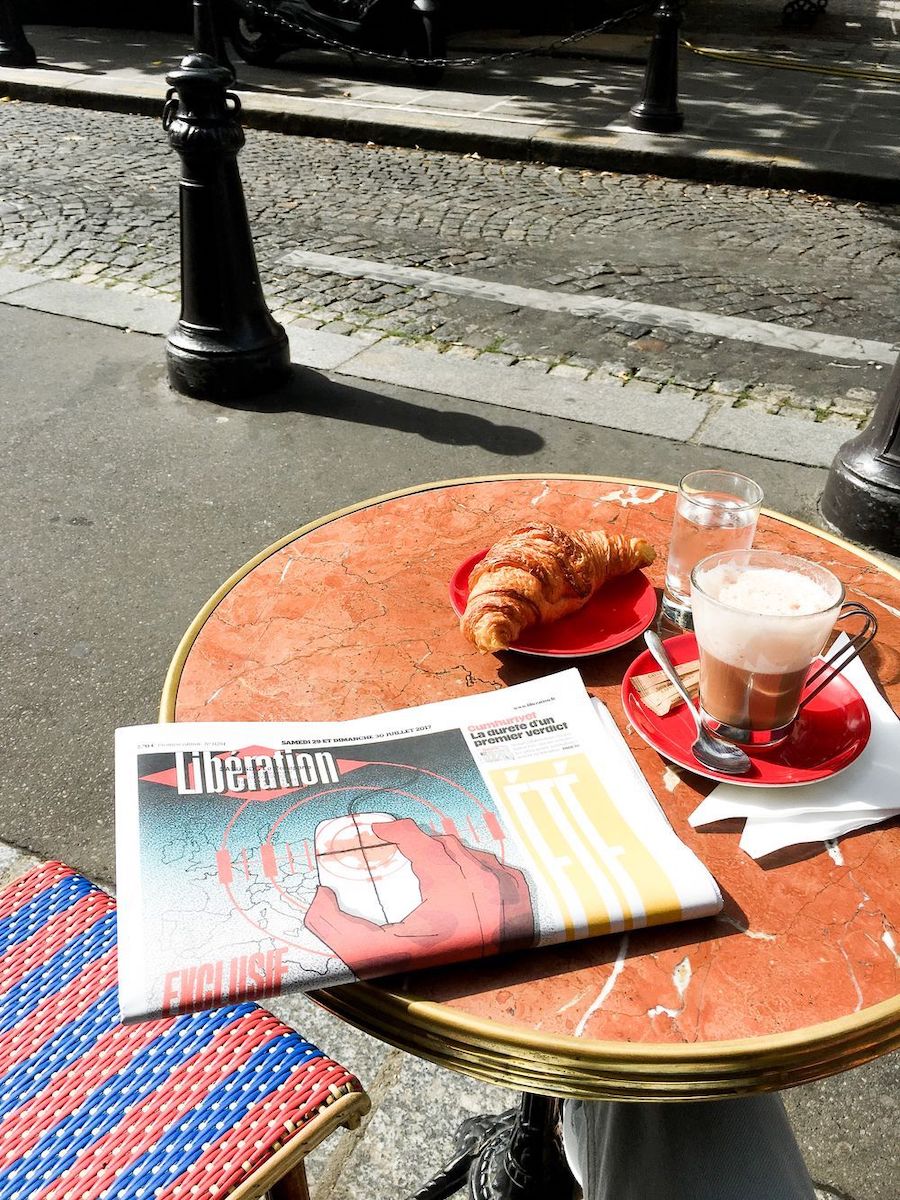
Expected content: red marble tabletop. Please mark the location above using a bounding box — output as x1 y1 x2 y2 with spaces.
162 475 900 1099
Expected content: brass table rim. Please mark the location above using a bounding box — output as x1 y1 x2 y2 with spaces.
159 472 900 1094
311 980 900 1066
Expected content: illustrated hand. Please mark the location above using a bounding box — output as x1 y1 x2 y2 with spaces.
305 818 534 975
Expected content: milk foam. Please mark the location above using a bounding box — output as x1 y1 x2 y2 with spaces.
692 563 839 673
707 565 832 616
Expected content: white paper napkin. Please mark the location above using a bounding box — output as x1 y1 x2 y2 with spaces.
689 634 900 858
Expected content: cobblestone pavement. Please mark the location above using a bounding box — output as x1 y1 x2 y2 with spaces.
1 99 898 426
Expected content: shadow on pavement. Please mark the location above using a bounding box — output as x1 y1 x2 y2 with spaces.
216 363 547 455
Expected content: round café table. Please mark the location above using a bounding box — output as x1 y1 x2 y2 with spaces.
160 475 900 1198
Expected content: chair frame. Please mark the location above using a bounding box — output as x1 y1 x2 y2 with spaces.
231 1089 370 1200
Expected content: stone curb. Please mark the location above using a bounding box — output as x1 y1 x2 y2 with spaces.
0 65 895 203
0 264 854 468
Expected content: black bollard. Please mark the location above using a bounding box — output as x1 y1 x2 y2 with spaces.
0 0 37 67
629 1 684 134
164 0 289 401
821 357 900 555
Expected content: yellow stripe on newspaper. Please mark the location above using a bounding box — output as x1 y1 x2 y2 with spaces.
488 755 682 940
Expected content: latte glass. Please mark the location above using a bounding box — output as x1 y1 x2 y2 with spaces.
690 550 877 747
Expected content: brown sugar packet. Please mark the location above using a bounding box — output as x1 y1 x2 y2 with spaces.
633 659 700 716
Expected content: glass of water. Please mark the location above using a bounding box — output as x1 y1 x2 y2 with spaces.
661 469 764 629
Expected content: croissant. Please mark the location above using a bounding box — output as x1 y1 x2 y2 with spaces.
461 521 655 652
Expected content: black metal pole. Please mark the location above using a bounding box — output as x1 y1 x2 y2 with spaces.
482 1093 568 1200
164 0 289 400
196 0 236 80
0 0 37 67
821 356 900 555
629 1 684 134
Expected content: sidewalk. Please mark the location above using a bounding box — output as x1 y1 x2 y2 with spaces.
0 260 876 469
2 16 898 198
0 298 897 1200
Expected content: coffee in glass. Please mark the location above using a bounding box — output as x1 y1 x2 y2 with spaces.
691 550 877 746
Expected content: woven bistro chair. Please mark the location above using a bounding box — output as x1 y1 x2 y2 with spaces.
0 861 370 1200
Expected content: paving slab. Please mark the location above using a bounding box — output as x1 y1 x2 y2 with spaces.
2 276 177 333
285 324 380 370
696 402 853 468
0 265 47 297
342 340 711 439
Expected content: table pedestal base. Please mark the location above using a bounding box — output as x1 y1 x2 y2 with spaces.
408 1093 574 1200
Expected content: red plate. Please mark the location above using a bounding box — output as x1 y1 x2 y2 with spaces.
621 633 871 788
449 550 658 658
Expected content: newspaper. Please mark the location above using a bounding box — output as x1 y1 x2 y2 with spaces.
115 668 722 1022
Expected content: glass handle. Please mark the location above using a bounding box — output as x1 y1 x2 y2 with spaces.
799 602 878 709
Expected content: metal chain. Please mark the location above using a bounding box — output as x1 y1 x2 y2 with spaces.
235 0 654 69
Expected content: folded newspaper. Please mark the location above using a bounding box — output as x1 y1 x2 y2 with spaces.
116 668 722 1022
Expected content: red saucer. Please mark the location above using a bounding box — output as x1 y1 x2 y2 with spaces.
622 633 871 787
449 550 658 657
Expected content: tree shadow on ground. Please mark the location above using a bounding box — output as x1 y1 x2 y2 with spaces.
18 21 900 189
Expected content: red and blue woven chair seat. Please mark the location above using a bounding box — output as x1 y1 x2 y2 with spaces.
0 862 364 1200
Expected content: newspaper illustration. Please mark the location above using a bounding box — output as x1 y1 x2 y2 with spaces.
115 669 722 1022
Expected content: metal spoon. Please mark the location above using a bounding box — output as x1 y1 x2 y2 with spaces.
643 631 752 776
